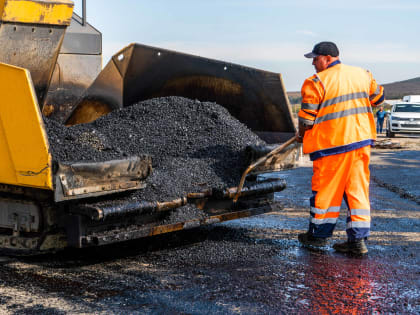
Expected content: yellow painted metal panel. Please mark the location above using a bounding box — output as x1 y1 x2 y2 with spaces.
0 0 73 26
0 62 53 189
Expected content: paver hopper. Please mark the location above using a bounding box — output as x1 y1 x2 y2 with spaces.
65 43 296 143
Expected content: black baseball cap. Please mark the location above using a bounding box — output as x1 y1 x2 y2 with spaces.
304 41 339 58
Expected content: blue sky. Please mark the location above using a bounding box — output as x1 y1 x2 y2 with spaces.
73 0 420 91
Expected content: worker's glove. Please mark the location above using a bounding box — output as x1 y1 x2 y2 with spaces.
295 131 303 143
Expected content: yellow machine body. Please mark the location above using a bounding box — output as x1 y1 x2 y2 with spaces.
0 0 73 25
0 62 53 189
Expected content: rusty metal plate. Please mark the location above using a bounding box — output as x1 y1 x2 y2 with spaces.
0 22 66 106
80 205 275 247
54 155 152 202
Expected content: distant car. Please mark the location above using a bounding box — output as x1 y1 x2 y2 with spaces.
403 95 420 102
386 101 420 137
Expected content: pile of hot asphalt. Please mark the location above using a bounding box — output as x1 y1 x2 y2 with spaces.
45 97 265 222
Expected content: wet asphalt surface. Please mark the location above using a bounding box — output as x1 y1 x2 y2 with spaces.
0 135 419 314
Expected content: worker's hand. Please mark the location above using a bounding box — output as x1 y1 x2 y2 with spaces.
295 131 303 143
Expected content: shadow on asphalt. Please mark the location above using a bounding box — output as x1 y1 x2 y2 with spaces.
10 226 254 267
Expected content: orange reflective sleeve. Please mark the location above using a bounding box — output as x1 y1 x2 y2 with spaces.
298 109 317 124
298 76 323 125
368 72 385 106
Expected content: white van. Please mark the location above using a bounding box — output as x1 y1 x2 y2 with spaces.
402 95 420 103
386 97 420 137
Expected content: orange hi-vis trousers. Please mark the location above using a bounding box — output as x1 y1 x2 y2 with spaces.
309 145 371 240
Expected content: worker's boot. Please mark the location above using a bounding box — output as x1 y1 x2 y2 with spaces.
298 232 328 248
333 238 368 255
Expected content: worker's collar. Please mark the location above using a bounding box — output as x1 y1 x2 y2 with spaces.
327 60 341 69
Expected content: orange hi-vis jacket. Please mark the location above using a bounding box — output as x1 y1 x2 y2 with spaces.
298 61 385 160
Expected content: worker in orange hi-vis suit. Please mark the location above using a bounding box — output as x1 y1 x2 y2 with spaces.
296 41 385 255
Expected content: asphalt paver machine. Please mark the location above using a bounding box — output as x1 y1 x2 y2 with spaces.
0 0 296 253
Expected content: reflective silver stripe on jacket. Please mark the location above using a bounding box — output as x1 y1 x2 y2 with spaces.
310 206 340 215
369 86 381 101
320 92 369 109
350 209 370 216
310 217 338 225
301 102 319 110
347 221 370 229
298 117 315 126
315 106 372 125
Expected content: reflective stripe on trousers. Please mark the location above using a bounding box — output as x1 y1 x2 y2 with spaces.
309 145 371 239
